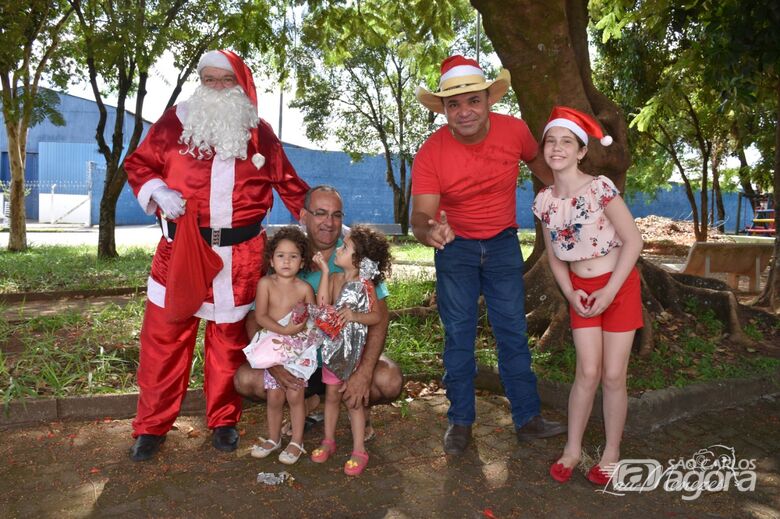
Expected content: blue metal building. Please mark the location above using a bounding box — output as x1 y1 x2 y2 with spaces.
0 88 754 231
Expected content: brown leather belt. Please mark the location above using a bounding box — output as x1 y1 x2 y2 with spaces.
164 220 262 247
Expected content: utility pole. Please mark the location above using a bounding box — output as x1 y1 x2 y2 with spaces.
476 12 481 65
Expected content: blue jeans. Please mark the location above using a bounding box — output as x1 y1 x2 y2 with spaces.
435 228 540 428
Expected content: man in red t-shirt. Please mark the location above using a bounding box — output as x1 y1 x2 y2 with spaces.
410 55 564 455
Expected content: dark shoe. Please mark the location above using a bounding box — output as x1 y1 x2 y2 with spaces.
212 426 239 452
443 423 472 455
129 434 165 462
515 416 567 442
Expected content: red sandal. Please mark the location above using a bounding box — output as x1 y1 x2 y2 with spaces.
587 464 611 486
311 439 336 463
550 462 574 483
344 450 369 476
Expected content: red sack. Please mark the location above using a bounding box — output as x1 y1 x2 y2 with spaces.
164 199 224 322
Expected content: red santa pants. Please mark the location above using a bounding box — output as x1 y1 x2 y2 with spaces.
132 300 248 436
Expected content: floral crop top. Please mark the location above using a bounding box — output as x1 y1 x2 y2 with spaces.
532 175 622 262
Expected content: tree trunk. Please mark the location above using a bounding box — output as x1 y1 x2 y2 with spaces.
5 127 27 251
471 0 776 350
753 78 780 313
472 0 630 187
711 141 725 234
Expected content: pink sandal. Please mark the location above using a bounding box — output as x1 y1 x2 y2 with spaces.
344 450 369 476
311 439 337 463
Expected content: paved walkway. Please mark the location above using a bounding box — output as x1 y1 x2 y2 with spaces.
1 393 778 518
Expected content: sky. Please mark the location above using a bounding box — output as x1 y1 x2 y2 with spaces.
65 52 339 151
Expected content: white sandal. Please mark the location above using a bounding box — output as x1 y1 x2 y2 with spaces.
278 442 306 465
250 438 281 459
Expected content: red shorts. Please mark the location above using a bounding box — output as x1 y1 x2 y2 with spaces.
569 267 643 332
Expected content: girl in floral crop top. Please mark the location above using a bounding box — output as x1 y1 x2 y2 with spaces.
532 107 644 487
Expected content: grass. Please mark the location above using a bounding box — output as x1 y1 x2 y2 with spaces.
525 299 780 395
2 240 778 404
0 234 534 293
391 231 535 264
0 245 154 293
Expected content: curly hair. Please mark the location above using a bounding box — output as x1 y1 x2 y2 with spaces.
263 226 311 274
346 224 392 285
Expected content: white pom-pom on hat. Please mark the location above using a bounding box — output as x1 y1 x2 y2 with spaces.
600 135 613 146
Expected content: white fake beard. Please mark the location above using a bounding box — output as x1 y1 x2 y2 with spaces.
179 85 259 161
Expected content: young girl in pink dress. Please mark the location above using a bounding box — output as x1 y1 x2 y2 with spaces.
309 225 392 476
244 226 319 465
532 107 643 486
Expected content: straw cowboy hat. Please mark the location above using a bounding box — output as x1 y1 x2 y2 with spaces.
416 55 511 114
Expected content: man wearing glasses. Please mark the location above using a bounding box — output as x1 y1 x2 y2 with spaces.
125 50 309 461
234 185 403 440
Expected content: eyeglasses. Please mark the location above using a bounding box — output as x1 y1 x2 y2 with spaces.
305 208 344 220
201 75 238 87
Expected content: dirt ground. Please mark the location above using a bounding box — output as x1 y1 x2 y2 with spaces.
1 393 779 518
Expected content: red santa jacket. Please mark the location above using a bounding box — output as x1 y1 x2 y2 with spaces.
125 102 309 323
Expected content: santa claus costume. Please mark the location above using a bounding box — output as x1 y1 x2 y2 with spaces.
125 50 309 448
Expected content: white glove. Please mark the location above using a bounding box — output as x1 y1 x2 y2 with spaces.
151 186 186 219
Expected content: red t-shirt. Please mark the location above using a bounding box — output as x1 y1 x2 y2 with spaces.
411 112 538 239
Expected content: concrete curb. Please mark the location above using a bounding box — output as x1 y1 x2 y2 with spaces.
2 369 778 432
0 286 146 304
1 389 205 428
474 365 780 435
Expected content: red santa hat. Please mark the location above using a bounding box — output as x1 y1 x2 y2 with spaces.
197 49 265 168
543 106 613 146
416 55 511 114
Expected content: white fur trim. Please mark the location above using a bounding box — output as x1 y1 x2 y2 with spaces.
194 301 253 324
251 153 265 169
197 50 233 74
147 276 166 309
137 178 167 215
440 64 484 86
148 274 251 324
543 118 588 145
208 243 235 322
210 156 234 228
176 102 189 125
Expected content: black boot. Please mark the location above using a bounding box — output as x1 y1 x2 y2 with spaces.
443 423 472 455
129 434 166 462
212 426 239 452
515 416 567 442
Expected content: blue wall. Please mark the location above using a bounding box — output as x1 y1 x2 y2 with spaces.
515 181 748 233
0 88 151 223
267 147 398 226
1 88 762 231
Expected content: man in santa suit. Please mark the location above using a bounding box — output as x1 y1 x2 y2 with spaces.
124 50 309 461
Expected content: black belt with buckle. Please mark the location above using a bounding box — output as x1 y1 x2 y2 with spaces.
164 220 262 247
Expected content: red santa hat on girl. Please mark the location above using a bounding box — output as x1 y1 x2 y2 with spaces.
196 50 265 168
543 106 613 146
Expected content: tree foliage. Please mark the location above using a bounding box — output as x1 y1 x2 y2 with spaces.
67 0 276 258
592 0 780 310
288 0 473 233
0 1 74 251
